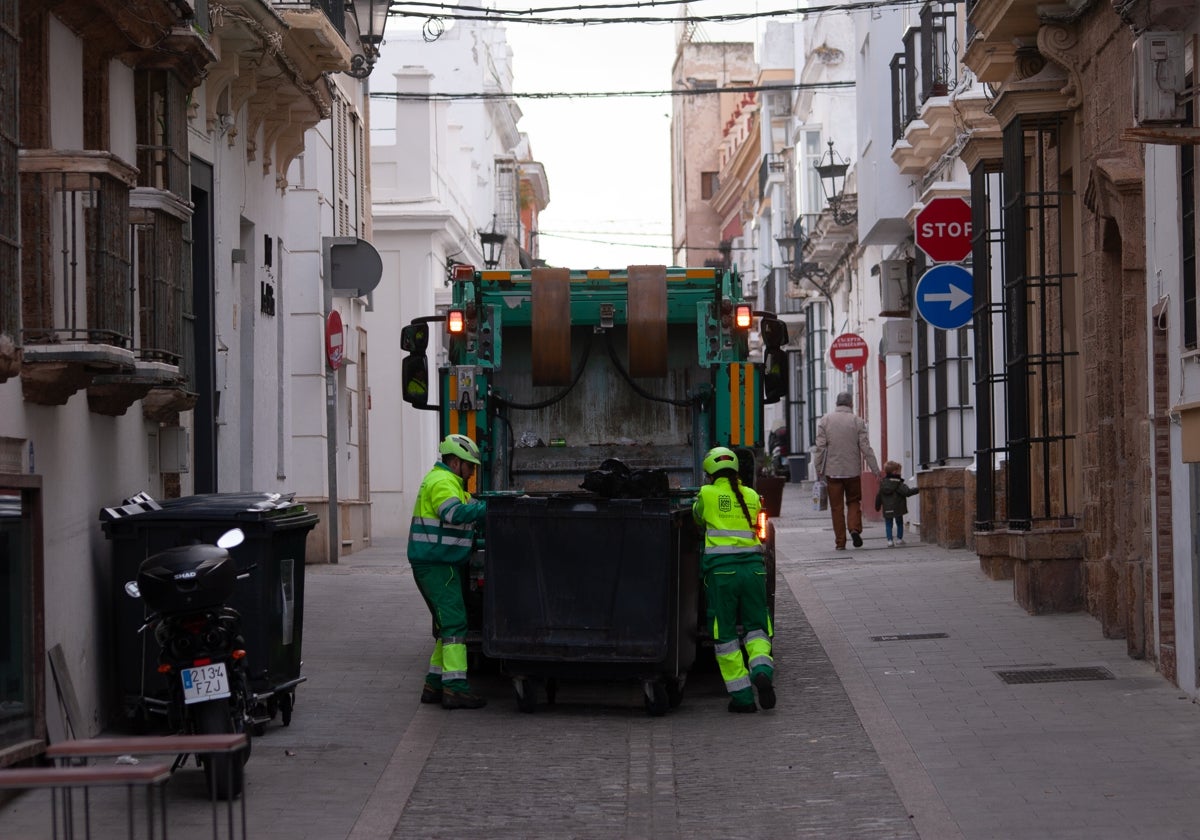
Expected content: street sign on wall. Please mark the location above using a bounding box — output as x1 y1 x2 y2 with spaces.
915 197 972 263
829 333 869 373
915 264 974 330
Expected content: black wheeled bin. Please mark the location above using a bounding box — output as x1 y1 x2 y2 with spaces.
101 492 318 728
482 494 700 715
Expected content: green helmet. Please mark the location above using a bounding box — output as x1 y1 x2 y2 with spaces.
439 433 481 465
702 446 739 476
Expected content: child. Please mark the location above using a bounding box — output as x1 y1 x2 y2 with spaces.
874 460 919 547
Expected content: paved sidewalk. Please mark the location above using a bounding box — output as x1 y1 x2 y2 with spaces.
777 480 1200 839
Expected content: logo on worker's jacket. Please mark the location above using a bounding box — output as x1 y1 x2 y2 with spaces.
719 496 732 513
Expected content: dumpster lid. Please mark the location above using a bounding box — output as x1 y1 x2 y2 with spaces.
100 491 309 523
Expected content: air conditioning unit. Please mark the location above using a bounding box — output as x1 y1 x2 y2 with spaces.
1133 32 1185 125
882 320 914 356
878 259 910 315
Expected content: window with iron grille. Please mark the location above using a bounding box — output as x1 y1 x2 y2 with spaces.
889 51 909 144
0 0 17 349
913 254 975 468
131 206 185 365
971 161 1009 528
980 114 1078 530
787 348 805 452
804 300 830 444
135 71 189 195
1183 79 1196 350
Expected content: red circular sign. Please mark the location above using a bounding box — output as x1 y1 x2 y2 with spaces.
915 197 972 263
829 332 869 373
326 310 344 370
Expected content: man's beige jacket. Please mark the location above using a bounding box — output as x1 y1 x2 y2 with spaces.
813 405 880 478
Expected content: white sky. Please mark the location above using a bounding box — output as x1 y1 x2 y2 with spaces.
388 2 782 270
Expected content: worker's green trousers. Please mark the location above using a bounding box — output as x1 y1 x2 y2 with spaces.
705 563 773 705
412 564 471 691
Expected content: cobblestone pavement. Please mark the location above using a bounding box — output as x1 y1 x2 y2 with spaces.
6 480 1200 839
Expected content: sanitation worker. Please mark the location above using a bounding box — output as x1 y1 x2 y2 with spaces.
407 433 488 710
692 446 776 713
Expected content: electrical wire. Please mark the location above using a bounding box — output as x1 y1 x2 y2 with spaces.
370 80 855 102
493 333 594 410
603 332 694 407
388 0 925 25
396 0 710 15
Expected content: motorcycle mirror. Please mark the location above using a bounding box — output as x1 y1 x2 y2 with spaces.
124 581 141 599
217 528 245 550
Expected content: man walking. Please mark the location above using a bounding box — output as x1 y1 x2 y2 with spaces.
813 392 880 550
407 434 489 709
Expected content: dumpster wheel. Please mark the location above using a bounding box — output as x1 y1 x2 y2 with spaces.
513 677 537 714
665 674 685 709
643 680 669 717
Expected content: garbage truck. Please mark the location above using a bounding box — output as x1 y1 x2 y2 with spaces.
399 264 789 714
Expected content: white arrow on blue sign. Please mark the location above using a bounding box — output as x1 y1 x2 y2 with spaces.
915 264 974 330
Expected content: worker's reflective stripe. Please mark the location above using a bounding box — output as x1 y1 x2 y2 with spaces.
704 544 763 555
443 635 467 645
714 640 742 656
748 654 773 671
410 532 474 547
708 528 756 539
438 498 461 517
745 629 771 644
724 674 752 692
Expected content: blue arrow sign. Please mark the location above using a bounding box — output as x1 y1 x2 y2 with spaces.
915 264 974 330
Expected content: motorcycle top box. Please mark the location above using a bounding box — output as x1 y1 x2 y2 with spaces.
137 544 237 614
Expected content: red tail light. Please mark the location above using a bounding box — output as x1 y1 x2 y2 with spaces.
451 264 475 281
756 510 769 542
180 616 208 635
192 657 212 667
735 304 753 329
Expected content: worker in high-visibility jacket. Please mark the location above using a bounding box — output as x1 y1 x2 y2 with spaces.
692 446 776 713
407 434 488 710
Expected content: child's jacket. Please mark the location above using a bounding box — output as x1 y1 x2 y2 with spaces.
875 474 919 517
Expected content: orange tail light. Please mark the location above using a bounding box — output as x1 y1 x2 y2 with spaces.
756 510 769 542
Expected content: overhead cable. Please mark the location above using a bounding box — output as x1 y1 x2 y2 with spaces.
371 80 855 102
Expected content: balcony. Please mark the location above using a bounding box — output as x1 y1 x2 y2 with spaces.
890 3 963 174
204 0 354 186
19 152 139 407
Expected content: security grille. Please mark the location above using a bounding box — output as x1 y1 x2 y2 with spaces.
994 666 1113 685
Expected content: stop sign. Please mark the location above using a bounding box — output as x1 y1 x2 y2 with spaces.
915 197 972 263
829 333 869 373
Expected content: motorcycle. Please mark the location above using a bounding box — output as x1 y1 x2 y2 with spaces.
123 527 254 800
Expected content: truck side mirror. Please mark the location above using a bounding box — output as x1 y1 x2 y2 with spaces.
760 317 788 349
762 347 787 405
402 354 430 407
401 323 429 354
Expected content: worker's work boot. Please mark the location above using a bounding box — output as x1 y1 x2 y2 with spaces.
419 684 443 705
753 673 776 710
727 698 757 713
442 687 487 710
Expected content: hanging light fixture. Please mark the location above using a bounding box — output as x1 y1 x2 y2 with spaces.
814 139 857 225
347 0 389 79
479 216 507 270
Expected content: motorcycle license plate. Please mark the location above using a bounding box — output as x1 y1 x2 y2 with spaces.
180 663 232 705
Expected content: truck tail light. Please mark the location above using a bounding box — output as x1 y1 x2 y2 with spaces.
735 304 752 329
756 510 769 542
448 309 465 334
451 264 475 281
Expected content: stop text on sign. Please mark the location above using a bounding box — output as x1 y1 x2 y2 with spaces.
918 220 972 240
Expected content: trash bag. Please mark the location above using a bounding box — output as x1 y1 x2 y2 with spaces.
625 469 670 499
581 469 627 497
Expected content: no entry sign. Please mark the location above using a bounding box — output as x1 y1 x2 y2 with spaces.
915 197 972 263
829 332 869 373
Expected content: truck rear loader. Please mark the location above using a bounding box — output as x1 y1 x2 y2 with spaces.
399 263 789 715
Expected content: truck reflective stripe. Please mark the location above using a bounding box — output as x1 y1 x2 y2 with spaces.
729 364 742 445
744 362 755 440
448 373 460 435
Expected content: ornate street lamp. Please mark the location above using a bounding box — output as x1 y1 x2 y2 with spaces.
814 139 857 226
479 217 507 270
347 0 389 79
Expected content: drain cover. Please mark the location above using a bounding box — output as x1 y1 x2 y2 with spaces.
994 666 1114 684
870 632 949 642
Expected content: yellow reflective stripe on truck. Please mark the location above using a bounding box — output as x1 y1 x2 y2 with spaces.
727 363 756 446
